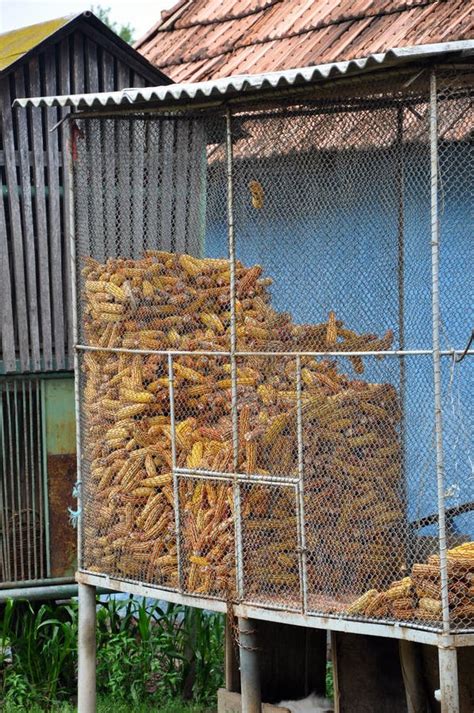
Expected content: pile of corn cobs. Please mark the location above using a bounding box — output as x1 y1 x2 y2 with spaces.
81 250 403 605
348 542 474 623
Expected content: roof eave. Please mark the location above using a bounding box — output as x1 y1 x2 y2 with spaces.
13 40 474 111
0 11 172 85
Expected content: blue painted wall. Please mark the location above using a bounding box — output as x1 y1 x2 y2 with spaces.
203 142 473 539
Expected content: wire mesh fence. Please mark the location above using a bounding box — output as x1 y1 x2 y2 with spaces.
74 63 473 633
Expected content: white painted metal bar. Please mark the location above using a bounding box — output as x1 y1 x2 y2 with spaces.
429 69 451 637
175 466 299 486
295 355 308 613
167 353 183 590
76 571 474 648
77 582 96 713
75 344 473 358
226 105 244 600
438 646 460 713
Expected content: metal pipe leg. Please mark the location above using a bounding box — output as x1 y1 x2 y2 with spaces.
78 582 96 713
239 617 261 713
438 645 460 713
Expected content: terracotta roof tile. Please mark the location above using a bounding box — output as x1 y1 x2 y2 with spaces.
136 0 473 81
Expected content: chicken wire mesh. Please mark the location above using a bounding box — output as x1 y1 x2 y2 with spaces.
73 64 473 633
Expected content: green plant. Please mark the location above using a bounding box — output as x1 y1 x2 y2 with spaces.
0 599 78 706
0 597 224 709
91 5 135 44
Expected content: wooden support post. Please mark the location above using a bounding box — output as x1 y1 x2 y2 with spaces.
399 640 427 713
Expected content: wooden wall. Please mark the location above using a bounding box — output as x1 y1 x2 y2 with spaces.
0 28 165 374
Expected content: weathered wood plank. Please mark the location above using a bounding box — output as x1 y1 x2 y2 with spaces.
100 52 116 257
85 38 99 92
29 57 53 371
131 120 145 255
187 120 206 257
1 77 30 372
130 73 146 254
86 39 105 262
131 72 146 89
14 68 41 370
174 121 190 254
45 49 65 369
144 119 161 251
117 62 132 257
0 182 16 372
160 120 175 251
71 32 90 322
73 32 85 94
59 37 74 369
0 150 61 166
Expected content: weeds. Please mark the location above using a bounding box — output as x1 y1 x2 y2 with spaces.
0 596 224 709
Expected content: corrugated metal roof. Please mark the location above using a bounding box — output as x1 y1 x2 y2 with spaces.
0 15 78 72
135 0 474 82
13 41 474 110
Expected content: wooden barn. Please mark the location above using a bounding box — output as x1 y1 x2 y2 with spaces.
0 11 170 598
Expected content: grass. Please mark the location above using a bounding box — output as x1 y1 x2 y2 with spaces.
3 697 214 712
0 597 223 710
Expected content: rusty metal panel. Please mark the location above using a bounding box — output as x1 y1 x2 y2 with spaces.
135 0 474 82
0 375 46 584
42 376 77 578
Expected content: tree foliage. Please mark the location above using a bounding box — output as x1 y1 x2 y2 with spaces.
91 5 135 44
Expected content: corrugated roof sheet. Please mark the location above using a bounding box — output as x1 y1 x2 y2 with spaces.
135 0 474 82
13 41 474 110
0 15 77 72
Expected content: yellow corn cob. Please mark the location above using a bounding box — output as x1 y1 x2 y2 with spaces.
326 310 337 345
121 388 154 404
263 413 288 445
200 312 225 334
116 404 146 419
418 597 442 614
189 555 209 567
142 280 154 297
104 282 127 301
174 363 206 383
141 473 173 487
180 254 202 277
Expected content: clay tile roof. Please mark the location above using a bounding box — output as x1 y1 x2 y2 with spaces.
135 0 474 82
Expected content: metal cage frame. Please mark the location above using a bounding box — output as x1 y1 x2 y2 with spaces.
15 44 473 712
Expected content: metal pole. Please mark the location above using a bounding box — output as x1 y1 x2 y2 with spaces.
429 69 451 635
396 106 411 570
429 65 460 713
438 646 459 713
0 583 79 603
75 343 473 359
167 352 183 590
78 581 96 713
238 617 261 713
226 106 244 599
295 355 308 613
68 120 98 712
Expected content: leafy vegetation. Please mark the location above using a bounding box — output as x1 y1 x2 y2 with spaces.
0 597 224 710
91 5 135 44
